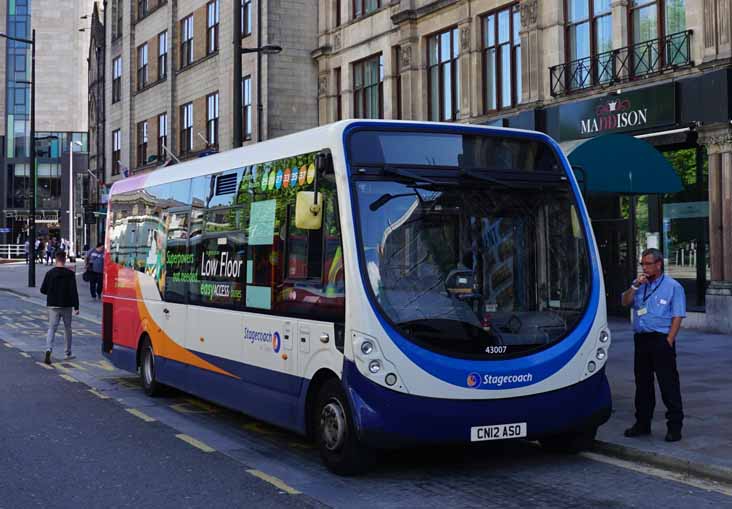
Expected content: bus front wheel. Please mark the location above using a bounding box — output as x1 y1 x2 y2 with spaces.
314 379 371 476
140 337 162 397
539 427 597 453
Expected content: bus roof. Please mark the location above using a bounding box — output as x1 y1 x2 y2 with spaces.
108 120 549 197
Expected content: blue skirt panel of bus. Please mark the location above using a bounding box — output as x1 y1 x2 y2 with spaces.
342 359 612 447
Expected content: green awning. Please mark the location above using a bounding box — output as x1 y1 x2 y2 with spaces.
561 134 683 194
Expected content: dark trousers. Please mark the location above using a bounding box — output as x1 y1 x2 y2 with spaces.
89 272 103 298
633 332 684 432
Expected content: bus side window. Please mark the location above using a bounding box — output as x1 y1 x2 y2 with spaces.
278 176 344 322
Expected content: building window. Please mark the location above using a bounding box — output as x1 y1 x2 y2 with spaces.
566 0 612 90
137 121 148 166
207 0 220 54
181 15 194 68
112 57 122 103
353 54 383 119
630 0 687 73
137 0 148 20
242 0 252 36
428 28 460 121
158 113 168 160
353 0 380 19
137 43 148 90
335 0 341 26
484 4 522 111
112 0 123 40
393 46 402 119
112 129 121 175
158 31 168 80
242 76 252 140
334 67 342 121
180 102 193 154
207 92 219 147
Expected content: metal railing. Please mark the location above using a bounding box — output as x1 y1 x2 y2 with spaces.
0 244 25 259
550 30 692 97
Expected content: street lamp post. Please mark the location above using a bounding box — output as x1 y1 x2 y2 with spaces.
232 1 281 146
0 30 36 286
69 140 83 258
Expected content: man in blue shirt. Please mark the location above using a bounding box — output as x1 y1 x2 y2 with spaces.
621 248 685 442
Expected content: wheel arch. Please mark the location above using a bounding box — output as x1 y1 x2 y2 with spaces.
304 368 341 440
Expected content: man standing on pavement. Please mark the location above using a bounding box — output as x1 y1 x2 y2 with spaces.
86 242 104 300
621 248 685 442
40 251 79 364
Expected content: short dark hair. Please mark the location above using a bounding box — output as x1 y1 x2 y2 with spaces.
55 251 66 263
641 248 664 270
96 242 103 248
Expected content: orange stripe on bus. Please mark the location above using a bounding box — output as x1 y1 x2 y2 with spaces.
134 279 239 380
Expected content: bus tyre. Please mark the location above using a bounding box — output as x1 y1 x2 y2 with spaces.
315 379 371 476
540 427 597 454
140 337 162 397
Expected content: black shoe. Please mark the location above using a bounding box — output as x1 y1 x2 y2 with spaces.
624 424 651 437
44 351 52 365
665 431 682 442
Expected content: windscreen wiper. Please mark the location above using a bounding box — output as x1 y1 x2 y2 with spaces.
381 164 441 184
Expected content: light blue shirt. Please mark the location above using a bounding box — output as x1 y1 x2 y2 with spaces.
632 274 686 334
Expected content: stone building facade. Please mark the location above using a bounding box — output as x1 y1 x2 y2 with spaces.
313 0 732 332
103 0 318 183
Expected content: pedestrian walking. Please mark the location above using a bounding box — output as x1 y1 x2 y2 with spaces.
39 251 79 364
45 240 55 265
621 248 686 442
37 240 46 264
85 242 104 299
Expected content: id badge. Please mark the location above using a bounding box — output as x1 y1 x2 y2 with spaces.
637 307 648 317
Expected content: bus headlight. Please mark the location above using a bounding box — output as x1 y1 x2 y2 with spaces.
360 340 374 355
369 360 381 374
587 361 597 373
596 348 606 360
599 330 610 343
385 373 397 386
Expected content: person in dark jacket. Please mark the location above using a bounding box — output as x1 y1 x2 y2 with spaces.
86 243 105 300
40 251 80 364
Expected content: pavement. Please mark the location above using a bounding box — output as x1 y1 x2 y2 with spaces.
1 260 731 485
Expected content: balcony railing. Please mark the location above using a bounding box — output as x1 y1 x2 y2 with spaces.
550 30 692 97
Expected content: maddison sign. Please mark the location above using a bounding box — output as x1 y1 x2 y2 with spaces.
558 83 676 141
580 99 649 135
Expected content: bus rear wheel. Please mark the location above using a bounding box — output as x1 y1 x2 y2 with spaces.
140 337 162 397
539 427 597 453
314 379 371 476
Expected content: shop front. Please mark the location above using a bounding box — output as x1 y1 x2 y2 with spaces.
484 69 732 331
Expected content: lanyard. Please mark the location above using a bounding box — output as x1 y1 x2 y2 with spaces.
642 275 664 304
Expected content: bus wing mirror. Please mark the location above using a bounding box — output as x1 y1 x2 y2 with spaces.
295 191 323 230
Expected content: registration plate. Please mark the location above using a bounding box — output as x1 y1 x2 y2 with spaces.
470 422 527 442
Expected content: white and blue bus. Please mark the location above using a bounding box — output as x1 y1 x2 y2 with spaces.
103 120 611 474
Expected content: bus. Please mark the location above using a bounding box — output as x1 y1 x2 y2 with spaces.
103 120 611 475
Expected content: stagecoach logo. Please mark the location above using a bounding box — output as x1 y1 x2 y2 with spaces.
272 332 282 353
579 97 649 136
245 328 281 354
466 372 534 388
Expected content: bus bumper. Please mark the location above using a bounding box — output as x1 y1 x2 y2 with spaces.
342 360 611 448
